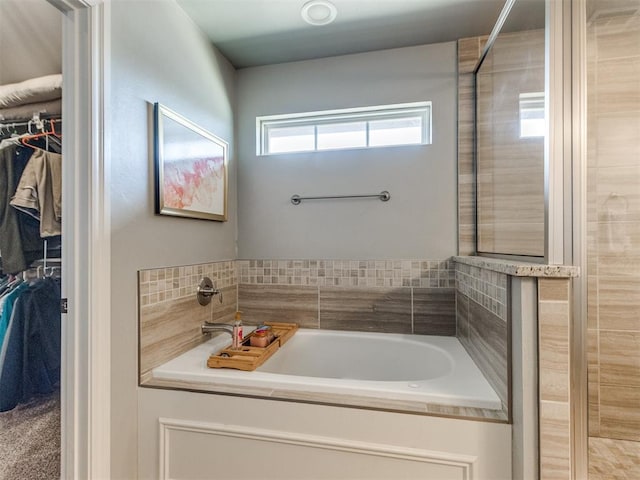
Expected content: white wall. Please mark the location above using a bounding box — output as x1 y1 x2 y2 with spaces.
0 0 62 85
236 42 458 260
108 1 236 477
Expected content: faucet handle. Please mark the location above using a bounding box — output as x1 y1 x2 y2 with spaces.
196 276 223 305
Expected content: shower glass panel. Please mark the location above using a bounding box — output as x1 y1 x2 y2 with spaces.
475 0 546 257
586 0 640 477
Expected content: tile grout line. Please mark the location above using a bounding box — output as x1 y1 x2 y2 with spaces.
410 287 414 334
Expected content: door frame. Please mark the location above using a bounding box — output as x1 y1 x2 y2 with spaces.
47 0 111 478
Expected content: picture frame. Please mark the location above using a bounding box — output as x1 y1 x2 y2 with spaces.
153 103 228 221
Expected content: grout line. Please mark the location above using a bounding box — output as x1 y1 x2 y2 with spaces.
317 285 321 329
410 287 414 334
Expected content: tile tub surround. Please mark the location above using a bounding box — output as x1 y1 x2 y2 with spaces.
238 259 456 336
139 261 237 307
138 261 237 381
455 262 509 412
237 259 455 288
139 259 457 382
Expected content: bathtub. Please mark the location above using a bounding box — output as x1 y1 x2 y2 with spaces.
151 329 502 412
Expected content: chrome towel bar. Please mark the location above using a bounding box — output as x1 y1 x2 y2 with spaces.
291 191 390 205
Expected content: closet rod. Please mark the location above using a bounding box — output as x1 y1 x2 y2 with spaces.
0 114 61 130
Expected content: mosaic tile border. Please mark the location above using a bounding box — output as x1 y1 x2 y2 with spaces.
455 262 508 320
139 261 236 307
237 259 455 288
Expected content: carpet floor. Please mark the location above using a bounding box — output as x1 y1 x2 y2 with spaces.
0 391 60 480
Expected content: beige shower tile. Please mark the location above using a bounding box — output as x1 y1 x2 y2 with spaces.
594 114 640 167
597 222 640 277
489 29 545 72
458 177 475 226
458 75 476 121
539 401 571 480
598 275 640 331
413 288 455 336
539 302 570 402
588 329 600 436
210 285 239 325
478 222 545 257
458 37 481 73
596 21 640 60
589 436 640 480
596 57 640 114
456 291 470 341
587 275 598 330
538 278 570 302
139 295 212 378
464 298 509 409
597 165 640 223
319 287 411 333
238 284 318 328
458 224 475 256
600 386 640 442
600 330 640 387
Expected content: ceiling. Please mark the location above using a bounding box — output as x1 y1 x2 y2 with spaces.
176 0 508 69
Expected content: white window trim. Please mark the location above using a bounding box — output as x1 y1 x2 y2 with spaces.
257 101 432 155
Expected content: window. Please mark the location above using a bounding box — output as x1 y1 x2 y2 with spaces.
519 92 545 138
257 102 431 155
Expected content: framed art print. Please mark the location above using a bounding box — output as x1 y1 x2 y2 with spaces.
153 103 228 221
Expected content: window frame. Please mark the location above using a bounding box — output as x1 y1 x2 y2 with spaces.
256 101 432 156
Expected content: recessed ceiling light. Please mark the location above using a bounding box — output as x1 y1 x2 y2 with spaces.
301 0 338 26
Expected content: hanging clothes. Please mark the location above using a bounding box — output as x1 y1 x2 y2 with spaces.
0 143 45 274
0 281 27 349
0 276 61 412
10 148 62 238
0 127 62 275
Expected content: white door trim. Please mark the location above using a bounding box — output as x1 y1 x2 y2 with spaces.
51 0 111 478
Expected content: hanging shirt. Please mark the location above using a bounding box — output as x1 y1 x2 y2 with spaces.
0 282 27 349
10 147 62 238
0 277 61 412
0 144 44 274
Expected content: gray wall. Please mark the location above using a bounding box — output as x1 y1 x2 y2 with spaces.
236 42 457 260
109 1 236 477
0 0 62 85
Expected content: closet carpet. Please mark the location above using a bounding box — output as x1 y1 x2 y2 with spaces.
0 391 60 480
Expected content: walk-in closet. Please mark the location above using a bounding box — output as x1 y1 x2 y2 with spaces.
0 1 63 478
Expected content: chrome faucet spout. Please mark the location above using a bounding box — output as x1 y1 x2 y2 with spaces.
201 323 234 336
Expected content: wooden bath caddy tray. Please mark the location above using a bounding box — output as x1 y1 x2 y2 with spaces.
207 322 298 371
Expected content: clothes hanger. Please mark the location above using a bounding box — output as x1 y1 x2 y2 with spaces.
20 118 61 151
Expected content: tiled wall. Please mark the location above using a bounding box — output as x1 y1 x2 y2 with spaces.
587 9 640 447
138 261 237 381
138 261 236 307
538 278 572 480
455 262 510 412
138 258 458 381
237 259 455 288
238 259 456 335
457 36 486 256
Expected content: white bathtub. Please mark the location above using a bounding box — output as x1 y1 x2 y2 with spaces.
152 329 502 411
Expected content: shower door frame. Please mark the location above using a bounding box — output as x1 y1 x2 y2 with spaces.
570 0 589 478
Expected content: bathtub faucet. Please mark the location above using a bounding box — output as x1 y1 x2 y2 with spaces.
201 322 234 336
